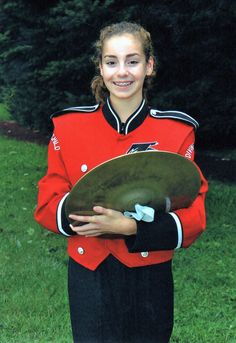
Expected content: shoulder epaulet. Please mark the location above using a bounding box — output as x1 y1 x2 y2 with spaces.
150 109 199 130
50 104 100 119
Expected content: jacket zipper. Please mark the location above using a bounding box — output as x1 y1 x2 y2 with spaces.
120 123 125 134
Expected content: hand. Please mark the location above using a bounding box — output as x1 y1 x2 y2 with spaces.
69 206 137 237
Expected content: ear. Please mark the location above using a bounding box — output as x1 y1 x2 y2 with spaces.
146 56 154 76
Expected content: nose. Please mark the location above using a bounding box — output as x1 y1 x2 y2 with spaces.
117 62 129 77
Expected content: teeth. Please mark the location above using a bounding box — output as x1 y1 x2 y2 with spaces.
114 82 132 86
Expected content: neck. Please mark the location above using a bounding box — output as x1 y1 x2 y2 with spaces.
109 95 143 122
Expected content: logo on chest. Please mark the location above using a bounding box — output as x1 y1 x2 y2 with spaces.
126 142 158 154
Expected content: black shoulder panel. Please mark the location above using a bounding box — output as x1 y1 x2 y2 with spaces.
150 109 199 130
50 104 100 119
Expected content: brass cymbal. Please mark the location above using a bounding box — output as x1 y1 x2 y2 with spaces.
65 151 201 220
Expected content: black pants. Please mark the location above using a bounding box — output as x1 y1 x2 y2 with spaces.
68 255 173 343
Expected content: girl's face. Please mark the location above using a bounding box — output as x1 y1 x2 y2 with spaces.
99 34 154 105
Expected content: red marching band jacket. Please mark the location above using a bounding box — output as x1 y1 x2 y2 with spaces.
34 99 208 271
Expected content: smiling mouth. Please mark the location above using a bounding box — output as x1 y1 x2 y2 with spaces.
113 81 134 87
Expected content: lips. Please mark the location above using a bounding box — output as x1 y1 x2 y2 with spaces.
113 81 133 87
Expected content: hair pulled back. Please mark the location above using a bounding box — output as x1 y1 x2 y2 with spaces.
91 21 157 103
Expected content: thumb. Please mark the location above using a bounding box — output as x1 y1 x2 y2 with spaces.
93 206 108 214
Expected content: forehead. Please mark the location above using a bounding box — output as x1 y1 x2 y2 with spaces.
102 33 144 56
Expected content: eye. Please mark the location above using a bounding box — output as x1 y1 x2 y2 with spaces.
105 60 116 66
128 60 139 65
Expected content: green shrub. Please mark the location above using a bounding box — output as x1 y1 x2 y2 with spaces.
0 0 235 146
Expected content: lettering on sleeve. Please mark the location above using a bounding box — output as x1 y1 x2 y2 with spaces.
51 134 60 151
185 144 194 159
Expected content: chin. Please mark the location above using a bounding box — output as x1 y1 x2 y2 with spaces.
111 90 141 100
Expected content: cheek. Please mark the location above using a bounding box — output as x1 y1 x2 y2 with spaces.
100 66 112 80
136 67 148 81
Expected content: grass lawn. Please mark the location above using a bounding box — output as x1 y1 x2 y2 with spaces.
0 135 235 342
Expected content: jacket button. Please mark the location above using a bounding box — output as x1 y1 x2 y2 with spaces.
141 251 149 258
78 247 85 255
81 164 88 173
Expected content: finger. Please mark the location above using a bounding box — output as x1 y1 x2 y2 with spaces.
70 223 97 233
85 232 104 237
77 228 104 236
93 206 114 216
69 214 95 223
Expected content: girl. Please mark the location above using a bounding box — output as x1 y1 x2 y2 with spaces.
35 22 208 343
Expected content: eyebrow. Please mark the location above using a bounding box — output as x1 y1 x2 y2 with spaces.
103 53 141 58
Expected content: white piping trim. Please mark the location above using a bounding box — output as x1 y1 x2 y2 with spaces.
150 109 199 128
57 193 70 236
63 104 99 112
169 212 183 249
107 99 120 132
125 99 146 134
155 109 191 116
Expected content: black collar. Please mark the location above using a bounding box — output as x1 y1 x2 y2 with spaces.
102 97 149 134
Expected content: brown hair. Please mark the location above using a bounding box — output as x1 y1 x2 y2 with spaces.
91 21 157 103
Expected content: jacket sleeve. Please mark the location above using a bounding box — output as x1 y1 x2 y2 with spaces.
173 162 208 248
125 129 208 252
34 130 76 237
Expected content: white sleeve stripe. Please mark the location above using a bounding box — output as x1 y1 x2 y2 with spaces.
57 193 70 236
169 212 183 249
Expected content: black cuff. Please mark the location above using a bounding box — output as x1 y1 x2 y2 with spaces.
125 212 178 252
56 195 77 236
